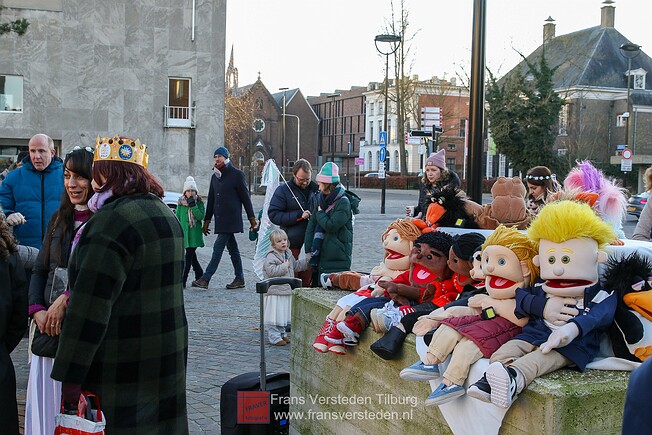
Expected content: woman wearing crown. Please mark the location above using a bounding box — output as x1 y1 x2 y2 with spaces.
51 136 189 433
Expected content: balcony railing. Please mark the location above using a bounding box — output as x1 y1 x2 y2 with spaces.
164 105 196 128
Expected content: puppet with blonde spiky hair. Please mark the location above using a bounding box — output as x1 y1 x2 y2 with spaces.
404 225 539 406
468 200 618 409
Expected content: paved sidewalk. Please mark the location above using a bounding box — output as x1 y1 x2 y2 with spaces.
12 188 415 433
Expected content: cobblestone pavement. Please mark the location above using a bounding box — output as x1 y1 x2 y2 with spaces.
11 187 638 433
11 188 420 434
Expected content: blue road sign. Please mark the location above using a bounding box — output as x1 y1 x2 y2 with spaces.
379 131 387 148
379 147 386 162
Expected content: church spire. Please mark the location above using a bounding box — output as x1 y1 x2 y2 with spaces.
225 44 239 94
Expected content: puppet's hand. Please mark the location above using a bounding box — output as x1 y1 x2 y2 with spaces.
421 283 437 302
468 294 491 308
413 317 440 336
370 287 386 298
445 305 482 318
540 323 580 354
610 238 625 246
378 280 398 295
543 297 579 326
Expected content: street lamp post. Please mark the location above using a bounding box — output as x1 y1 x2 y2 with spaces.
279 87 289 171
375 33 401 215
283 113 300 161
619 43 641 152
327 93 340 162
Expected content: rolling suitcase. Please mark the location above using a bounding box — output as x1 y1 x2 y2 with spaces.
220 277 302 435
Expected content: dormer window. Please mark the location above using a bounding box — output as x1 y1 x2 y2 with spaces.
629 68 646 90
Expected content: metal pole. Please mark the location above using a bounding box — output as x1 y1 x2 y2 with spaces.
282 91 286 171
381 53 389 214
625 57 631 147
466 0 487 203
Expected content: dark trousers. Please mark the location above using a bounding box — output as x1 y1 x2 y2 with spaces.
400 302 437 333
347 297 391 325
183 247 204 285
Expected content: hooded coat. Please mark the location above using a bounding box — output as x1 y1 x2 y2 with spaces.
0 157 64 248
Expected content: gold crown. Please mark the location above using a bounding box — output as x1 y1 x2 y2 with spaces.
94 135 149 169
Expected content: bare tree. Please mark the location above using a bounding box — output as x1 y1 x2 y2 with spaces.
224 89 255 166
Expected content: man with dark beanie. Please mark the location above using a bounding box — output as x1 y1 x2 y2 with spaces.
192 146 257 289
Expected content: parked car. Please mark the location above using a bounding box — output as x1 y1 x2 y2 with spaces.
627 191 650 218
163 191 183 211
364 172 390 178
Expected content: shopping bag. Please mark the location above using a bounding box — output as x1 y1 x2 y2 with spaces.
54 391 106 435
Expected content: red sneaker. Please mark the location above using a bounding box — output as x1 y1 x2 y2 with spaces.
324 323 345 344
328 341 347 355
313 318 335 353
337 315 364 346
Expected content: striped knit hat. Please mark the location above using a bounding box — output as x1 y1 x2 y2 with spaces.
317 162 340 183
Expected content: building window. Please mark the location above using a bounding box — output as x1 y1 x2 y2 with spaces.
616 114 627 128
447 143 456 151
633 73 645 90
166 77 194 128
459 119 467 137
255 98 263 110
558 104 568 136
447 158 456 171
369 121 374 145
557 148 568 156
370 102 375 116
0 75 23 112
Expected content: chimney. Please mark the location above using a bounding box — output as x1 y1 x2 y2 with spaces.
543 16 556 43
601 0 615 28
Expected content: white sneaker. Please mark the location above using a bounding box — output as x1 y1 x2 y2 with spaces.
320 273 332 288
486 362 519 408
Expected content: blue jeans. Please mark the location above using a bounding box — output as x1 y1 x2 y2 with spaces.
203 233 243 282
347 297 391 325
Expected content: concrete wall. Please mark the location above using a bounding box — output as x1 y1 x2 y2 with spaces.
291 289 630 434
0 0 226 194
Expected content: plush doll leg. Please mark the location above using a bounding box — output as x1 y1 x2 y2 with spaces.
333 271 364 290
441 337 483 387
328 306 343 320
504 345 570 392
335 306 349 322
423 324 463 365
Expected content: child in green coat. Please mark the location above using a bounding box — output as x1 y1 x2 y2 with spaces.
176 176 205 288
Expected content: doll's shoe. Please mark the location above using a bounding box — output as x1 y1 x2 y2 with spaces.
467 374 492 403
370 326 407 360
313 318 335 353
399 360 440 381
320 273 333 288
486 362 519 408
327 341 347 355
370 301 402 333
324 324 345 344
336 316 364 346
425 383 465 406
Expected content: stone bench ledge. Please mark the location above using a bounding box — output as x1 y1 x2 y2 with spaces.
290 288 630 434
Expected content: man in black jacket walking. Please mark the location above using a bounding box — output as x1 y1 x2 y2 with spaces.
268 159 318 286
192 146 257 289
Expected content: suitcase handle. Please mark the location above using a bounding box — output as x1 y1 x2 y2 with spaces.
256 277 302 294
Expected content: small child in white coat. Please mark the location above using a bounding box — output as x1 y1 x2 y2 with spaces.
263 229 309 345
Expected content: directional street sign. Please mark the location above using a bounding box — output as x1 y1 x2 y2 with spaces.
379 131 387 148
379 147 386 162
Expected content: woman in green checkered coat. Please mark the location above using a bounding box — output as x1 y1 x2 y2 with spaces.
51 136 188 434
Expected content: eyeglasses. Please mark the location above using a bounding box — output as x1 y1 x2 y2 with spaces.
67 146 94 155
296 177 311 183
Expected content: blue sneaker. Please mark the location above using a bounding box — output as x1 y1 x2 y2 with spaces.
399 360 440 381
424 382 465 406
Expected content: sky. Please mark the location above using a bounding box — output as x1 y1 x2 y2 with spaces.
225 0 650 98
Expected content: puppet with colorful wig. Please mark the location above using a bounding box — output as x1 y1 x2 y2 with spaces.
320 218 421 290
400 226 538 406
560 160 628 242
467 200 617 409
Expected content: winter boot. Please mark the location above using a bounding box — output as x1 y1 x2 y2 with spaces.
370 326 407 360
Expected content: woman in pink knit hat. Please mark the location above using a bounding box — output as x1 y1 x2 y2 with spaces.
406 148 460 218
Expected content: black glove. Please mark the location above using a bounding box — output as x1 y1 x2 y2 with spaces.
186 196 197 207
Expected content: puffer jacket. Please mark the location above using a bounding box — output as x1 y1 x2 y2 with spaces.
304 193 354 275
0 157 64 248
440 315 522 358
413 170 461 218
268 180 318 249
